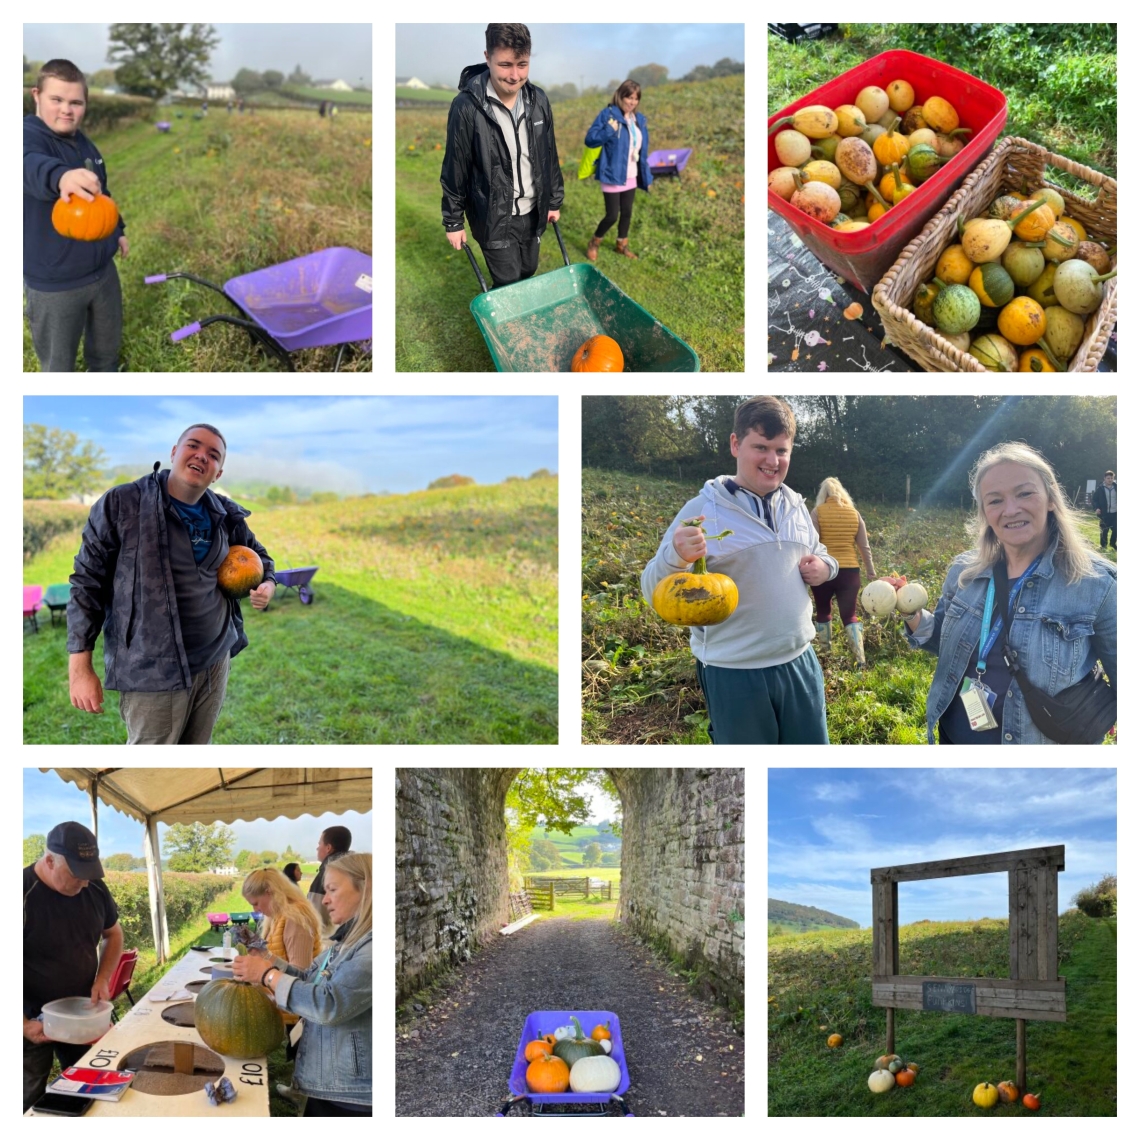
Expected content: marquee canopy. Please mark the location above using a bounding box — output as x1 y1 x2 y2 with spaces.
40 768 372 825
37 767 372 963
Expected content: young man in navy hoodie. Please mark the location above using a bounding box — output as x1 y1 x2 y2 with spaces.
641 396 837 745
24 59 127 371
441 23 564 288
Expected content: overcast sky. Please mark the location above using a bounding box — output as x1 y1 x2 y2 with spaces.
769 768 1116 928
24 395 558 494
24 23 371 87
396 23 744 90
24 768 372 861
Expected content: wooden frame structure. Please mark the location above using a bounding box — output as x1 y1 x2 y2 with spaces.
871 846 1066 1089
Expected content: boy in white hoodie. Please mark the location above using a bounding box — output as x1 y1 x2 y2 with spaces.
641 396 837 744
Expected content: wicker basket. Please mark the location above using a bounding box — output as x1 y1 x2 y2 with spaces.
872 137 1117 372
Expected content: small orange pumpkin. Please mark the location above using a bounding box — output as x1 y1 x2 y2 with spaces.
1022 1092 1041 1111
541 1033 557 1047
895 1068 916 1087
826 1033 843 1048
52 192 120 242
590 1021 612 1042
524 1036 553 1063
571 334 624 372
997 1080 1019 1104
525 1052 570 1094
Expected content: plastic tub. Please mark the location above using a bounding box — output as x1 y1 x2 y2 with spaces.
41 998 113 1044
768 49 1008 293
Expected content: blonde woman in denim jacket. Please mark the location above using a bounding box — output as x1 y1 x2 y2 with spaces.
904 442 1116 744
233 853 372 1115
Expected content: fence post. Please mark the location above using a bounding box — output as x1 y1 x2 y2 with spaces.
548 883 554 911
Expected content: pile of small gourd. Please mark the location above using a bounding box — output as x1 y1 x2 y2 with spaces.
769 81 968 231
524 1017 622 1095
912 186 1117 371
867 1053 920 1092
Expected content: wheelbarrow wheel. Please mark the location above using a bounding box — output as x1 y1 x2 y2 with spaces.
299 586 314 604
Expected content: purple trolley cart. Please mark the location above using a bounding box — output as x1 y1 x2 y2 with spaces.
146 246 372 371
273 566 318 605
647 148 692 177
496 1010 633 1117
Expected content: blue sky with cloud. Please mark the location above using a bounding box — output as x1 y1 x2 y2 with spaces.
769 768 1116 928
23 396 557 495
23 769 372 862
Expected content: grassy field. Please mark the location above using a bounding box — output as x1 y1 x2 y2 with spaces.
527 866 622 882
396 75 744 371
24 108 371 372
769 912 1117 1116
23 478 557 744
395 86 456 104
768 23 1116 190
583 467 1115 744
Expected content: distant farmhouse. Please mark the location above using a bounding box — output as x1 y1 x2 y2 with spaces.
396 76 429 89
313 78 354 91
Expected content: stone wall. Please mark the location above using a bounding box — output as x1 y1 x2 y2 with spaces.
615 767 745 1007
395 767 745 1007
395 769 515 1003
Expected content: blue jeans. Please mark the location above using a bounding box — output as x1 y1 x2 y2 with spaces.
696 646 829 744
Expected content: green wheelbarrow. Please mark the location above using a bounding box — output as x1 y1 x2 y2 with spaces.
463 222 699 372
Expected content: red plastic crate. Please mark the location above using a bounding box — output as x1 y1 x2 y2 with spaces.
768 49 1008 293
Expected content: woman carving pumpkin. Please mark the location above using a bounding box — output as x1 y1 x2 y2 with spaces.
232 854 372 1115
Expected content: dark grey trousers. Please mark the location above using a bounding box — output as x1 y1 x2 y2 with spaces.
25 260 123 372
117 655 231 744
23 1037 91 1114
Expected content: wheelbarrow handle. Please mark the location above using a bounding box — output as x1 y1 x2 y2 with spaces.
171 322 201 342
462 219 570 295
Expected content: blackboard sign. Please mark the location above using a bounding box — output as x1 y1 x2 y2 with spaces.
922 981 976 1014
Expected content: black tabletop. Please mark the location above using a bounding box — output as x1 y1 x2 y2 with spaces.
768 210 1116 373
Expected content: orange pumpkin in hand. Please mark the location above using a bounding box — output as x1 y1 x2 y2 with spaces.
525 1052 570 1093
52 193 119 241
571 334 624 372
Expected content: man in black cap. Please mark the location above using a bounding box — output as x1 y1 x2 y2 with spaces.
23 822 122 1114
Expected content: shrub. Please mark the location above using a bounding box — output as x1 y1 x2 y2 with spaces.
1071 873 1116 918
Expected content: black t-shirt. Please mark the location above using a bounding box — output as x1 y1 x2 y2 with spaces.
23 864 120 1019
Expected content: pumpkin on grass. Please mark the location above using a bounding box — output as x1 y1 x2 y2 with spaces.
651 518 737 627
972 1081 1000 1108
997 1080 1019 1104
868 1069 895 1093
52 192 119 242
895 1068 916 1087
827 1033 843 1047
194 979 283 1059
571 334 624 372
526 1052 570 1094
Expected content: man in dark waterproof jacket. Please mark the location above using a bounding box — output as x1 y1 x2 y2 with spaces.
1092 470 1117 551
67 424 277 744
441 22 565 288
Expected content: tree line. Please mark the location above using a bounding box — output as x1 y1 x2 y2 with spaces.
582 395 1117 507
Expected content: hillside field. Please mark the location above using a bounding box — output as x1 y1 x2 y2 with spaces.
23 478 556 744
525 823 619 867
769 913 1116 1115
582 468 1116 745
24 107 371 372
396 75 744 371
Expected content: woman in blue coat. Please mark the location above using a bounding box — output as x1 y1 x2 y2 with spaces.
584 80 653 260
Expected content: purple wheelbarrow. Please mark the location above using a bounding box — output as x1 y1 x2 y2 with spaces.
274 566 318 605
648 147 692 177
146 247 372 371
496 1010 633 1117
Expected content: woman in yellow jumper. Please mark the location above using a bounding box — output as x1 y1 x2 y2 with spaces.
810 477 879 668
241 867 321 1013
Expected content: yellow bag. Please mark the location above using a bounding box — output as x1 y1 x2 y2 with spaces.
577 145 602 180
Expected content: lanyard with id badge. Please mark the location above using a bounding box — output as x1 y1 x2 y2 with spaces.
958 554 1042 731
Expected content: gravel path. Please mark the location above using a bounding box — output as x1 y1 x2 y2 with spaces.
396 917 744 1116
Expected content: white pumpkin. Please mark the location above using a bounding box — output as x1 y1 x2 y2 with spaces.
861 579 897 616
868 1069 895 1093
895 582 929 615
569 1054 622 1093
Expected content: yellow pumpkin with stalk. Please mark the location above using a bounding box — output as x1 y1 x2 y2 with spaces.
872 117 910 167
959 199 1049 264
935 244 975 286
998 296 1048 346
651 518 737 627
922 96 959 132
